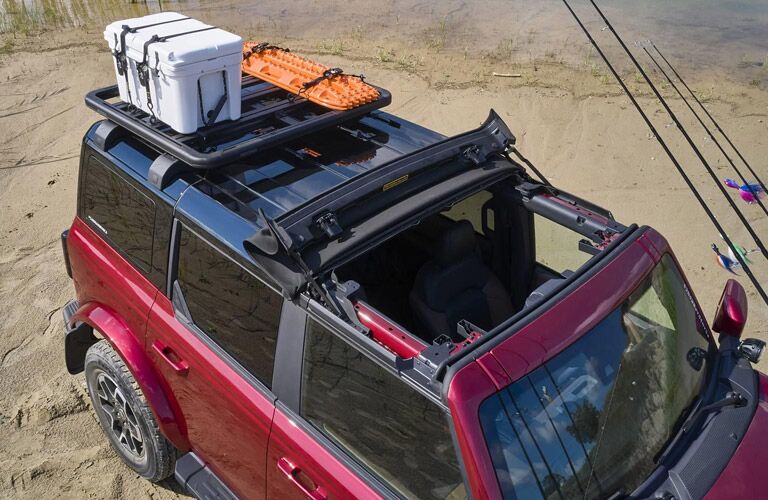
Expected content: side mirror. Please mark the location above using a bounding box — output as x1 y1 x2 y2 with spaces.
712 279 748 338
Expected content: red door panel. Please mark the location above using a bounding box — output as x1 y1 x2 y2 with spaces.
147 294 275 499
267 409 382 500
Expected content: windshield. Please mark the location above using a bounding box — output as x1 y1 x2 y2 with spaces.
479 255 711 499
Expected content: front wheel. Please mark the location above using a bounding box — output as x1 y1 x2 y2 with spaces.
84 340 176 482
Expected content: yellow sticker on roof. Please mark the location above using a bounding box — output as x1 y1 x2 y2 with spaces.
383 175 409 192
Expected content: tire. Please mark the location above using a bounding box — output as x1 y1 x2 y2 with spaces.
84 340 176 482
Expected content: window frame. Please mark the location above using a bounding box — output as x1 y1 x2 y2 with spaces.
166 217 284 396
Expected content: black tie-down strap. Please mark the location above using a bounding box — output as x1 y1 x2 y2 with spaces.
135 26 218 120
242 42 290 60
298 67 367 96
197 72 229 127
112 17 190 77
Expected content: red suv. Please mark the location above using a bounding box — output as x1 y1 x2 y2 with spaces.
62 77 768 500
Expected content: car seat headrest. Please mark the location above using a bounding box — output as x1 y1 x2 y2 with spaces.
436 220 477 267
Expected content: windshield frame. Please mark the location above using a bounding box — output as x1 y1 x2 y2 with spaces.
476 254 714 498
445 227 716 499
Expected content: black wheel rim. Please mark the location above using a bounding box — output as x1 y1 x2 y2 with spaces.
92 370 147 464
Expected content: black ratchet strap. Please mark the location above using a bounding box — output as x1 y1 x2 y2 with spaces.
136 26 218 119
243 42 290 60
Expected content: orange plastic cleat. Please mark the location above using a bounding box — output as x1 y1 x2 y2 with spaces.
241 42 381 111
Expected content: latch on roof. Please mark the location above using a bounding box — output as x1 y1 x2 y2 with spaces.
315 211 343 239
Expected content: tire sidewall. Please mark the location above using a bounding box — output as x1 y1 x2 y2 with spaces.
85 344 160 480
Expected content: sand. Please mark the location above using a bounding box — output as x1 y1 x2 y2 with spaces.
0 21 767 499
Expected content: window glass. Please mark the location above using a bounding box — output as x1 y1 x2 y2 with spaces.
82 156 156 272
301 318 466 499
443 190 492 233
177 226 281 387
534 214 592 275
480 255 709 499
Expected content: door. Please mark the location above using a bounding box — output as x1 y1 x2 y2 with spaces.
146 220 281 498
267 308 468 500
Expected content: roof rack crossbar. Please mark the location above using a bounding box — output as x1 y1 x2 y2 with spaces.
84 75 391 169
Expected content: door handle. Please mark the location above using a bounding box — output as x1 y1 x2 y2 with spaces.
152 340 189 376
277 457 327 500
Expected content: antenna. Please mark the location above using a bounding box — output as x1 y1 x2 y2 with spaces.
560 0 768 306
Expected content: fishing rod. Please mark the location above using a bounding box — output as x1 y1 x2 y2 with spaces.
652 42 768 196
643 44 768 219
581 0 768 262
559 0 768 306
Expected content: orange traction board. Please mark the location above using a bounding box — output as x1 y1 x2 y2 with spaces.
241 42 381 111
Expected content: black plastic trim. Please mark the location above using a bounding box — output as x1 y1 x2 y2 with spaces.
61 229 72 278
92 120 128 151
175 452 237 500
148 153 186 190
62 299 97 374
271 299 308 412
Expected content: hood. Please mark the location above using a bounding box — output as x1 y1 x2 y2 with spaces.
705 371 768 499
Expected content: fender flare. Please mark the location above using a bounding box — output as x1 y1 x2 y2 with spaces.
72 301 190 451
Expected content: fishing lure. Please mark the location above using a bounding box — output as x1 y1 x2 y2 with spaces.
712 243 740 274
728 243 758 265
723 178 765 204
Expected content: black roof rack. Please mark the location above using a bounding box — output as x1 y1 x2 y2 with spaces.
85 75 391 169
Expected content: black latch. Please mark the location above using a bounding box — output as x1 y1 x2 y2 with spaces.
462 145 484 166
315 212 343 239
516 181 549 199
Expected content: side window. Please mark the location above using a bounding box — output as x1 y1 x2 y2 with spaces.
301 318 467 500
176 225 281 387
534 214 592 275
82 156 156 272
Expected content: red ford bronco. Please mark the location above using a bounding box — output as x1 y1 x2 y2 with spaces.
62 75 768 499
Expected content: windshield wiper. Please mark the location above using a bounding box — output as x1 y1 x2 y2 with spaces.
680 391 747 434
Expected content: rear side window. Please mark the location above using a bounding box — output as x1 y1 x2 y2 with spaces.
82 156 156 272
534 214 592 275
301 318 466 499
176 226 281 387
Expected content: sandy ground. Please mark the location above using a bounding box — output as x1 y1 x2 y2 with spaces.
0 22 767 499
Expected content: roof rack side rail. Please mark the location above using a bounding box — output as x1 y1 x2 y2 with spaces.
84 82 392 169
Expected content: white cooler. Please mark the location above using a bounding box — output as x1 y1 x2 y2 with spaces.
105 12 243 134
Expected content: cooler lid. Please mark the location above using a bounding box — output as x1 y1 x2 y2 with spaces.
105 12 242 67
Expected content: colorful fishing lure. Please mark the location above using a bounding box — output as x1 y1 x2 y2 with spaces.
723 178 765 204
712 243 740 274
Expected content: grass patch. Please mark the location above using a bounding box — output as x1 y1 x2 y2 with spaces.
317 38 346 56
376 47 395 63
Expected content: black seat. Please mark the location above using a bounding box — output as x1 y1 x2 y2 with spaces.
409 220 515 341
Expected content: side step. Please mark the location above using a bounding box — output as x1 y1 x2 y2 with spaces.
175 452 237 500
